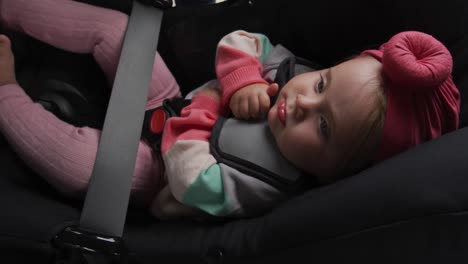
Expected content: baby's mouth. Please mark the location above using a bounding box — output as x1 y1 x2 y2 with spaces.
278 101 286 126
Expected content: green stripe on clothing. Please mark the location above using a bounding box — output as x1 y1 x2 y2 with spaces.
258 34 273 64
182 164 232 216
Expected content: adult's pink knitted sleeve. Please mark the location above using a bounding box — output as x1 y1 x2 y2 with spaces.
0 0 180 109
0 85 161 204
0 0 181 205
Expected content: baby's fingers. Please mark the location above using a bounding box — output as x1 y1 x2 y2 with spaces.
239 97 251 120
266 83 279 97
258 93 271 117
248 95 261 119
230 97 241 119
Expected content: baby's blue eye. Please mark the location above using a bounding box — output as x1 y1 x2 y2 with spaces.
316 74 325 93
320 115 329 138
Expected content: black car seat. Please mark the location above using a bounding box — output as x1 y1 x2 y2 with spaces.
0 0 467 263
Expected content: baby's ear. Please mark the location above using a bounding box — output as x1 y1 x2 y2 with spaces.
266 83 279 97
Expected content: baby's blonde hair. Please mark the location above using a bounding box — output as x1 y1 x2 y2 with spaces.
341 74 386 177
334 68 387 180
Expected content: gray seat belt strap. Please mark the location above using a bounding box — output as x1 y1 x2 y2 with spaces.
79 0 169 237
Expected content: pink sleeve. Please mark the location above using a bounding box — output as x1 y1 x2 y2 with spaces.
215 30 274 111
161 94 221 153
216 46 268 109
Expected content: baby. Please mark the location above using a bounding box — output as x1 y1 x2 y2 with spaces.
0 0 460 220
153 30 460 219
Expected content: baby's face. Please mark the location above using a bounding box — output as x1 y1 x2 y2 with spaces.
268 56 382 182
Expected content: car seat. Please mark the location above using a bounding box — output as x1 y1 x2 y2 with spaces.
0 0 467 263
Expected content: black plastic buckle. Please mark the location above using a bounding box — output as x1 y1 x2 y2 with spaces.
54 226 126 263
137 0 173 9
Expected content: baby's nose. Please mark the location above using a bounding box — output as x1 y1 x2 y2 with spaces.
296 94 320 110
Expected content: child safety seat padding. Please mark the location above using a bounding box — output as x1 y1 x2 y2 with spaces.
5 28 109 129
0 146 80 263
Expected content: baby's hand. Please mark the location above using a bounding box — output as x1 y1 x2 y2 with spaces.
230 83 279 120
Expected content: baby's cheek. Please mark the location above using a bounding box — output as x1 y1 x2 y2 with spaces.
278 136 304 164
267 106 276 126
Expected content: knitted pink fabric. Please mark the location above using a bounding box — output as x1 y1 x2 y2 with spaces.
215 46 268 110
362 31 460 162
0 0 180 205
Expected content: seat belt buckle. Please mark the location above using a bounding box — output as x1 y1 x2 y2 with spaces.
54 226 126 263
142 107 168 152
138 0 173 9
142 98 191 152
